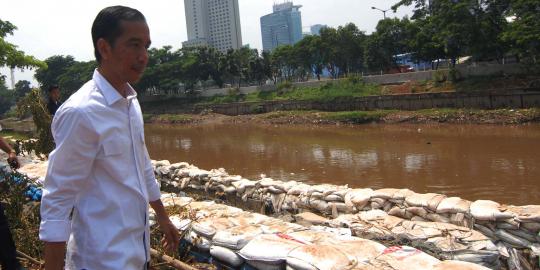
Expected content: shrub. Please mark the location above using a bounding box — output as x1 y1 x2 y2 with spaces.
346 74 364 85
277 81 294 92
433 70 447 83
16 89 54 158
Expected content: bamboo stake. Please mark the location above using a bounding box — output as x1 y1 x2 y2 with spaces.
16 250 44 266
149 248 198 270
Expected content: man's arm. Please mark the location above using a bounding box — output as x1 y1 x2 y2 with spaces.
0 137 19 169
150 200 179 253
40 108 99 269
44 242 66 270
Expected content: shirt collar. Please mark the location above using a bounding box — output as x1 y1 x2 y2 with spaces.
93 69 138 106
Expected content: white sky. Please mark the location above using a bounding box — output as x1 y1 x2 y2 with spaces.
0 0 412 87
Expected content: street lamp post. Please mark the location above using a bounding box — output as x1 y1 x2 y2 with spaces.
371 6 390 19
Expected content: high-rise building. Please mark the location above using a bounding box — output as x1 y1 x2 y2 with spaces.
182 0 243 52
260 1 303 51
310 24 328 36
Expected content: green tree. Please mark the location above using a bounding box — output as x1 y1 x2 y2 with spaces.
14 80 32 101
34 55 76 90
365 18 415 72
0 19 44 70
336 23 367 75
0 78 15 115
503 0 540 61
319 27 340 78
393 0 514 65
468 0 510 61
0 19 44 116
271 45 295 81
58 60 96 99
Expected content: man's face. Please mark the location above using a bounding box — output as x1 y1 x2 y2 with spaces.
106 20 151 84
50 88 60 101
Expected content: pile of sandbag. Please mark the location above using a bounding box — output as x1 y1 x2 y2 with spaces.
324 209 501 269
156 193 496 270
152 162 540 252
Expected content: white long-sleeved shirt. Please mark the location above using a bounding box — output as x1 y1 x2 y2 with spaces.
39 70 161 270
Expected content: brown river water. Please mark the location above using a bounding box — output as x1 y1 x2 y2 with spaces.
145 123 540 205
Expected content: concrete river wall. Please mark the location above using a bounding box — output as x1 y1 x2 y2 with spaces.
190 91 540 116
142 90 540 115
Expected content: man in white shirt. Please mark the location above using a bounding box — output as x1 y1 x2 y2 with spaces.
39 6 179 269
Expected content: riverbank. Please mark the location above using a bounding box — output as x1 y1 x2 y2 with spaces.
3 152 538 269
145 108 540 126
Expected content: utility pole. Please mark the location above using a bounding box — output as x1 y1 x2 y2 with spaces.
10 67 15 90
371 6 390 19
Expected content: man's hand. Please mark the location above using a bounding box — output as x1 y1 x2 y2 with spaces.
157 216 180 253
7 151 20 169
150 200 180 254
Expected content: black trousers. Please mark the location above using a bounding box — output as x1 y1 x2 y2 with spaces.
0 202 20 270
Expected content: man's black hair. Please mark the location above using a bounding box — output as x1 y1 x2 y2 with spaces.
48 85 59 92
91 6 146 63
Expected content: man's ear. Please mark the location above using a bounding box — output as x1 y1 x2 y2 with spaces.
97 38 112 61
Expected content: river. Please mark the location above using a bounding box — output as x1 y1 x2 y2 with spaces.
145 123 540 205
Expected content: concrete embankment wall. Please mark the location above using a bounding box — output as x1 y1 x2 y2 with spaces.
187 90 540 116
138 63 535 102
153 161 540 269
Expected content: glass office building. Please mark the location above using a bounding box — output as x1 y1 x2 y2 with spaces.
260 2 303 51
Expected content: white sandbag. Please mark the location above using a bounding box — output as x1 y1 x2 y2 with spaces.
169 215 191 231
359 209 388 221
286 245 356 270
522 222 540 232
372 188 399 199
436 197 471 214
325 238 386 263
185 231 212 251
344 189 373 210
287 183 312 196
405 193 445 210
288 230 336 244
295 212 329 226
309 226 352 238
324 194 343 202
310 199 329 213
375 246 440 270
432 260 492 270
470 200 515 221
370 198 387 209
155 160 170 167
392 189 415 200
260 219 305 234
239 234 305 269
210 246 244 267
406 207 428 219
192 217 235 238
212 225 264 250
388 207 414 220
508 205 540 222
494 229 532 248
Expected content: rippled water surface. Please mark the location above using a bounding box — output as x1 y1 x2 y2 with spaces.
145 123 540 205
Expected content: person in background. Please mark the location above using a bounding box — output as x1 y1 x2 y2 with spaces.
0 125 24 270
39 6 179 270
46 85 62 116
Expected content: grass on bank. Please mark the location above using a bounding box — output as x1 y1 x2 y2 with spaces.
321 110 398 123
202 78 382 105
0 130 31 141
144 114 194 124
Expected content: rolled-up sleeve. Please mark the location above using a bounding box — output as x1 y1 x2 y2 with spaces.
39 107 99 242
142 144 161 202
